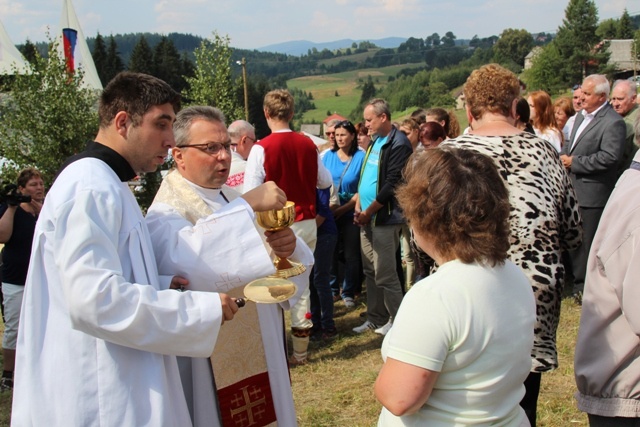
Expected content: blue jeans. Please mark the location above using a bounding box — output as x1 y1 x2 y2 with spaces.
310 232 338 331
330 214 362 299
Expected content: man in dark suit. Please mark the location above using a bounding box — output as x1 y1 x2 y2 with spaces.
560 74 626 299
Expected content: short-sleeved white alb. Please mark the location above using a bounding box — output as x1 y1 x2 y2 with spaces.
379 260 535 426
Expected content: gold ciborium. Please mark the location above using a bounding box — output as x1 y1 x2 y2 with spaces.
255 201 307 278
242 201 305 304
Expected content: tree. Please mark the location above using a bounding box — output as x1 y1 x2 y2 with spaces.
426 33 440 47
92 32 109 86
493 29 534 68
0 36 98 186
596 18 619 39
183 31 242 121
524 43 566 92
104 36 125 83
553 0 606 82
153 36 186 92
19 39 39 65
128 36 154 74
349 75 377 120
618 9 634 39
442 32 457 47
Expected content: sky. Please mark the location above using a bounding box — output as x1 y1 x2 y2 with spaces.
1 0 637 51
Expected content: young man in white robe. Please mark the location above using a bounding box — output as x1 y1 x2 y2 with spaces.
146 106 313 427
11 73 263 426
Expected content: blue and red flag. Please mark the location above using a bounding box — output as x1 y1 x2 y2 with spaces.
62 27 77 74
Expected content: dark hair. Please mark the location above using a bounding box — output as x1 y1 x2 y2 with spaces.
420 121 446 145
331 120 358 156
98 72 181 128
397 147 510 266
425 108 460 138
410 108 427 125
515 98 530 123
17 167 42 188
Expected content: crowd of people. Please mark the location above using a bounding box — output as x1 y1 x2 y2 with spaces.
1 63 639 426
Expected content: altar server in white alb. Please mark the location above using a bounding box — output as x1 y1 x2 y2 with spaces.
12 72 242 426
146 106 313 427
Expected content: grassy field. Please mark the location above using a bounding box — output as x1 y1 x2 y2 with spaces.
288 64 424 123
0 297 587 426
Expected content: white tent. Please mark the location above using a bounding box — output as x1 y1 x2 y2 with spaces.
0 19 30 75
58 0 102 90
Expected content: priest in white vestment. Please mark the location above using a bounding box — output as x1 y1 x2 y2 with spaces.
12 73 245 426
146 106 313 427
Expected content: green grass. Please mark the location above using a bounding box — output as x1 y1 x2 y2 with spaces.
0 297 587 426
288 64 425 122
318 49 380 67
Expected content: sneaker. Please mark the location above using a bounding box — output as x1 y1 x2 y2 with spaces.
374 321 393 336
343 297 355 308
0 377 13 392
352 320 378 334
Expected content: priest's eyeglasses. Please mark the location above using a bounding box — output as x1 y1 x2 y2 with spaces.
178 141 232 156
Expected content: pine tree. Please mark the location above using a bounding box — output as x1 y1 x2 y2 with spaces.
153 36 184 92
553 0 606 82
92 32 109 86
617 9 634 39
128 36 154 74
19 39 39 65
105 35 125 83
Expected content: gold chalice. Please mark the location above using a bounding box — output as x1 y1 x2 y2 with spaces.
256 201 307 278
242 201 305 304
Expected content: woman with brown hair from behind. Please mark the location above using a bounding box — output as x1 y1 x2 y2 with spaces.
425 107 461 139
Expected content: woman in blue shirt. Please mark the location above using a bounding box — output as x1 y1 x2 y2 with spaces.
321 120 365 307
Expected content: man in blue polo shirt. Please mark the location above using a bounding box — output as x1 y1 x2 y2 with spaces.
353 98 412 336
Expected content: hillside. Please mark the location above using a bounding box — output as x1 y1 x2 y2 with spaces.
257 37 407 56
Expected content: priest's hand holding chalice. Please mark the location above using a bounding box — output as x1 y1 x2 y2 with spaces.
240 201 305 305
234 182 305 305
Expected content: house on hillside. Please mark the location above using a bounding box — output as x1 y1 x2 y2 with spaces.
323 113 347 136
454 89 465 110
524 40 638 77
524 46 542 70
607 40 636 77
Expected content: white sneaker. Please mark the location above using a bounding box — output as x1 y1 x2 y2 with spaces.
374 321 393 336
352 320 378 334
343 297 355 308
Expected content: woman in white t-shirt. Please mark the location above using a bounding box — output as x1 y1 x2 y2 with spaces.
374 147 536 426
528 91 563 152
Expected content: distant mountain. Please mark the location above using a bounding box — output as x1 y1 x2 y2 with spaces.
257 37 408 56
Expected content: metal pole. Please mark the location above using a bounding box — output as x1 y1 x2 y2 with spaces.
241 57 249 121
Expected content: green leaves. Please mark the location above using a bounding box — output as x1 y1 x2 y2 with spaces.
182 31 242 122
0 34 98 187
